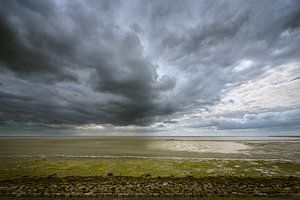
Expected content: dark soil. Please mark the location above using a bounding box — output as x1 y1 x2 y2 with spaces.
0 176 299 198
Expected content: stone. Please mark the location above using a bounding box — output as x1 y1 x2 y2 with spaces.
107 173 113 177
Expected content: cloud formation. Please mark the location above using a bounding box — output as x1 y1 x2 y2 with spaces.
0 0 299 135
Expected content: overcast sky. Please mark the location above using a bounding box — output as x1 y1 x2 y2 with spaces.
0 0 299 136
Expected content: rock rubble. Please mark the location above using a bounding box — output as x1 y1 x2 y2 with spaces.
0 176 299 198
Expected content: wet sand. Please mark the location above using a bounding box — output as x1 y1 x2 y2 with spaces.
0 137 299 161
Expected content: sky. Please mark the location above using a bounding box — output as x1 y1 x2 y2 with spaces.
0 0 299 136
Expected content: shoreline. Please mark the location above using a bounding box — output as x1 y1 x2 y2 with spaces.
1 136 300 141
0 155 295 163
1 138 299 198
1 138 299 162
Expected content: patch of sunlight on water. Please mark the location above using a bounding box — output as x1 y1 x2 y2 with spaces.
147 141 251 154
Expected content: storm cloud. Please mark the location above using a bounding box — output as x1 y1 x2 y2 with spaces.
0 0 299 135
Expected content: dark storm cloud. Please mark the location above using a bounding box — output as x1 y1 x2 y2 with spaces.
0 0 299 132
0 0 79 82
0 0 176 126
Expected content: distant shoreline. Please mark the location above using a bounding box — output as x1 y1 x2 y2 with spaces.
0 135 299 137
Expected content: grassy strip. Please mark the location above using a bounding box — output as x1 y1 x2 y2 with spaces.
0 157 299 180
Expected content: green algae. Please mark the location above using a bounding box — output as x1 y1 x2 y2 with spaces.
0 157 299 180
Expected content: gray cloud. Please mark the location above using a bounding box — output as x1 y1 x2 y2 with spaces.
0 0 299 133
188 109 300 130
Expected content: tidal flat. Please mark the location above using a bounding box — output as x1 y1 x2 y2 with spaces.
0 136 299 199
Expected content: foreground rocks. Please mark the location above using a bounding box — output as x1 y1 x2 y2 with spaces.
0 176 299 198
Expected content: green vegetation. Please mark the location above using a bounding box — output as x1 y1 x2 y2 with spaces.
0 157 299 180
138 198 300 200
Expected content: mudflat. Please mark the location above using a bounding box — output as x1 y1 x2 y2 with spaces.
0 136 299 161
0 136 299 199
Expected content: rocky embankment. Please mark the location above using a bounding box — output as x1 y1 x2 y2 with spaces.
0 176 299 198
